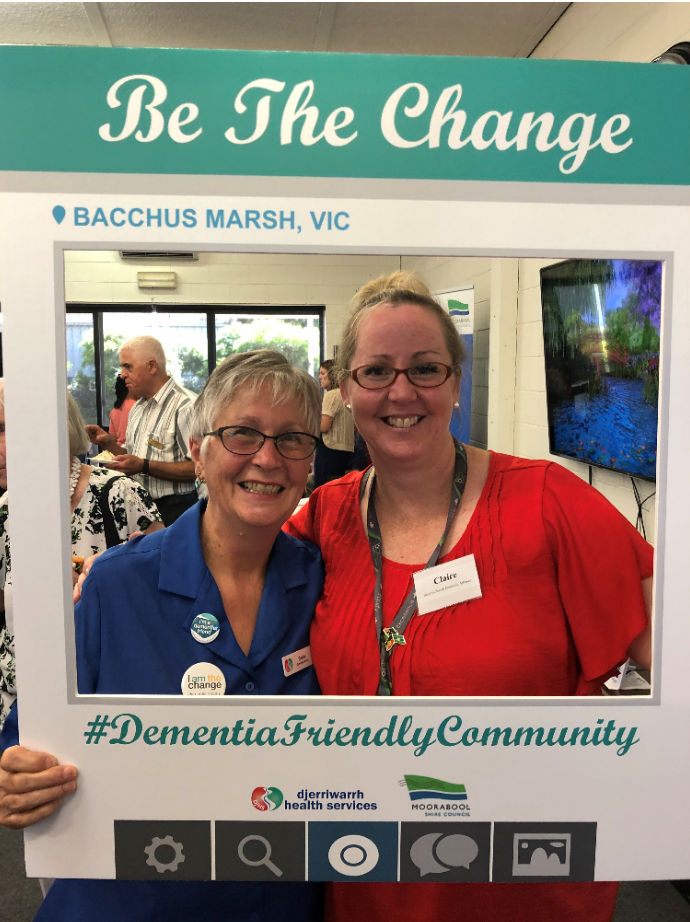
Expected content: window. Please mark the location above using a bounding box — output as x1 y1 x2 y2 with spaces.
66 305 323 428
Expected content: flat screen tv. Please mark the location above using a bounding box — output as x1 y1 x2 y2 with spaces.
540 258 661 482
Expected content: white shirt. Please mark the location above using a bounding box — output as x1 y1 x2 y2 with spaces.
125 376 196 500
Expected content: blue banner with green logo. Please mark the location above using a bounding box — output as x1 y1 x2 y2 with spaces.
0 46 689 184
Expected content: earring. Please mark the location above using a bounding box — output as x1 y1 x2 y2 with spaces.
195 474 205 489
453 402 459 408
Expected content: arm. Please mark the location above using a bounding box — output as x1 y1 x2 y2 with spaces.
626 576 652 670
105 457 195 482
84 425 126 456
320 414 334 434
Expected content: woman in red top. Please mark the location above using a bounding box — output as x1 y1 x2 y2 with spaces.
287 271 652 922
108 375 136 446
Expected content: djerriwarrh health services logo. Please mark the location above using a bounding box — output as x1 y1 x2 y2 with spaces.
251 787 284 812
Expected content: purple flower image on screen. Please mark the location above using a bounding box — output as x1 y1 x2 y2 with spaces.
540 258 661 482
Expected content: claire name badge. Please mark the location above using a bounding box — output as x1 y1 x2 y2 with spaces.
182 662 226 696
413 554 482 616
283 646 312 677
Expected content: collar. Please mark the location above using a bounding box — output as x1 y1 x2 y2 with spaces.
141 375 175 407
158 498 312 599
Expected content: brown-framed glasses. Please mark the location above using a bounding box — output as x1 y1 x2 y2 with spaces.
204 426 319 460
350 362 457 390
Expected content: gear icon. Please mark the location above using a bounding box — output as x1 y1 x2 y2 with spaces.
144 835 185 874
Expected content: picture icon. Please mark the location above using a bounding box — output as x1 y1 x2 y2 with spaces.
328 834 379 877
410 833 479 877
492 823 596 883
512 833 571 877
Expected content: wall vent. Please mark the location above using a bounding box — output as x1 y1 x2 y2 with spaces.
119 251 198 261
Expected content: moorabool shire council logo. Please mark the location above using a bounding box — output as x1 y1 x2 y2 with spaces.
251 787 284 812
401 775 470 816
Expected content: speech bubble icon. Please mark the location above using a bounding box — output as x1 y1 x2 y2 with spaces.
410 833 446 877
435 834 479 870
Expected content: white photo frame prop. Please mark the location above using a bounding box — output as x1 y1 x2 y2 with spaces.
1 48 688 883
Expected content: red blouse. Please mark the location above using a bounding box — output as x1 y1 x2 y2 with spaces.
286 452 653 922
288 452 652 699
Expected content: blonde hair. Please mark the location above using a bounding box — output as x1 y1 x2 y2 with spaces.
336 271 466 381
120 335 166 370
67 392 90 457
191 350 321 443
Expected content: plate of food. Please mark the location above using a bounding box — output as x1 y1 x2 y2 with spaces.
90 449 117 464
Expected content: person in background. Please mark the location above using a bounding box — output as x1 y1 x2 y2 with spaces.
0 380 9 729
287 272 652 922
314 359 354 488
0 392 163 732
0 352 324 922
85 335 197 526
108 375 135 447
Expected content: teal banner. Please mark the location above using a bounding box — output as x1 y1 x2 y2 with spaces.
0 46 688 184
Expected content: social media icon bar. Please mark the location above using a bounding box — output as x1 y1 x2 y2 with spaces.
216 822 306 881
492 823 597 883
400 823 491 882
308 822 398 882
114 821 211 880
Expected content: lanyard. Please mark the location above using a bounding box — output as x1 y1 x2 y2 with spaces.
362 438 468 696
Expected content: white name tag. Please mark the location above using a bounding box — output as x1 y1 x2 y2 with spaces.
413 554 482 616
283 645 313 677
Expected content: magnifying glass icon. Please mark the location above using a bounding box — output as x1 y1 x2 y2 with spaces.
237 835 283 878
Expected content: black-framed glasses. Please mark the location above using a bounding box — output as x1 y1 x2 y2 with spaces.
204 426 319 460
350 362 458 390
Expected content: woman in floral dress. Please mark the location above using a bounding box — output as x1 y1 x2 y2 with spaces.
0 392 163 730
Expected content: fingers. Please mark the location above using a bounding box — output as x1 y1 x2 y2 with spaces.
0 747 78 830
2 796 67 829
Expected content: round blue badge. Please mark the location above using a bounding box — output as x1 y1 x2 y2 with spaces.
191 613 220 644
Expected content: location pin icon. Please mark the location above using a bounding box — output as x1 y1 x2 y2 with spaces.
52 205 66 225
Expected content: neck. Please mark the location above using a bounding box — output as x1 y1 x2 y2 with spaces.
143 374 170 400
200 499 277 578
370 435 456 517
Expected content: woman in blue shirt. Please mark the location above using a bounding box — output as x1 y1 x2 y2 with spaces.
0 350 325 922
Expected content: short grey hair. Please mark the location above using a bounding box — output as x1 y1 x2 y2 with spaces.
120 335 166 369
67 392 90 457
191 351 321 443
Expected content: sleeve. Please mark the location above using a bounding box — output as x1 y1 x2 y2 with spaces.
109 477 163 537
0 497 10 592
321 390 339 417
74 568 103 694
175 399 194 460
543 463 652 684
0 700 18 750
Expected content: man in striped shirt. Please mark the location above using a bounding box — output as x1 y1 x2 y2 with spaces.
85 336 197 526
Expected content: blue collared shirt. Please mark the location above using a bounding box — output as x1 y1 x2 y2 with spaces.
3 501 324 922
76 499 322 697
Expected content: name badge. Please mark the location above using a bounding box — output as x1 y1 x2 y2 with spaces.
181 662 226 696
413 554 482 616
283 645 313 677
148 436 164 450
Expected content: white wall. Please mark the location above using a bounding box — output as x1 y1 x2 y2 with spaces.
532 1 690 63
